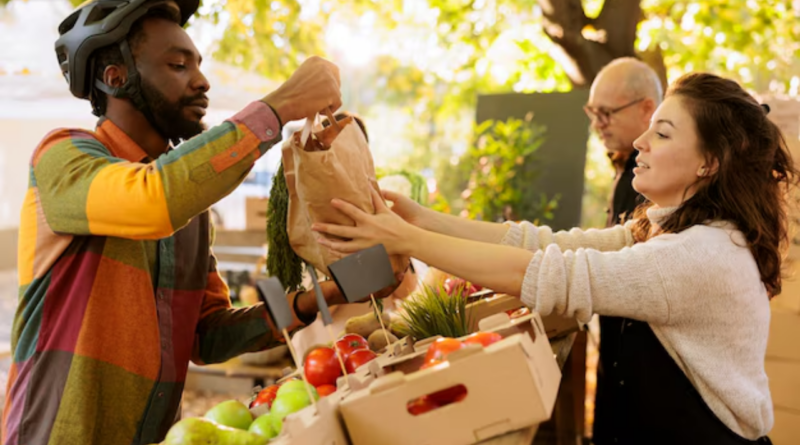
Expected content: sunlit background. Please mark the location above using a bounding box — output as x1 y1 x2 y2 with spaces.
3 0 800 229
2 0 800 440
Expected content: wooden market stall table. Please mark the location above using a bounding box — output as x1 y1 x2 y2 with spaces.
187 357 292 391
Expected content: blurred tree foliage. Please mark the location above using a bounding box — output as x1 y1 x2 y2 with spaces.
11 0 797 223
454 114 559 223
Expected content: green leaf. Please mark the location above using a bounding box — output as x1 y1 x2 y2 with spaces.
266 163 305 292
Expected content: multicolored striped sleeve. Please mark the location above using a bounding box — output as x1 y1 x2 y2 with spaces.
32 101 281 239
191 254 280 365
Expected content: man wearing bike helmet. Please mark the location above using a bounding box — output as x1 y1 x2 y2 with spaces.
1 1 400 444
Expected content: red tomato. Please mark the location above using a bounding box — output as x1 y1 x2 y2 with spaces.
334 334 369 362
423 338 464 365
250 384 280 409
462 332 503 348
304 347 343 387
316 384 337 397
407 396 439 416
426 384 467 407
345 348 378 374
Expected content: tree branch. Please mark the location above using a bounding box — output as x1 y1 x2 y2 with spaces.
538 0 645 87
538 0 606 86
538 0 589 39
595 0 643 55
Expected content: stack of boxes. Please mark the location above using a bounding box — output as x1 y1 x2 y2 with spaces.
766 270 800 444
764 97 800 443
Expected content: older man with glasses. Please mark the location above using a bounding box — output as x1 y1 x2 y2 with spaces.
584 57 663 227
584 57 663 445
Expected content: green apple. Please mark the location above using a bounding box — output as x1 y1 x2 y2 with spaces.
248 413 277 439
204 399 254 430
276 379 319 401
270 391 312 434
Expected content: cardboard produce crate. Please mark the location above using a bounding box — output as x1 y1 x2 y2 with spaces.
374 312 542 376
340 313 561 445
466 294 580 339
266 388 351 445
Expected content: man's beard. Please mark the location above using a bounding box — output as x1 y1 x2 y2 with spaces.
140 79 206 142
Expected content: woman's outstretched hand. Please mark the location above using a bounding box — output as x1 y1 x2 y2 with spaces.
381 189 426 227
312 187 418 257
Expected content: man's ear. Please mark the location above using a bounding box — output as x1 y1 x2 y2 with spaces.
102 64 128 88
641 98 657 122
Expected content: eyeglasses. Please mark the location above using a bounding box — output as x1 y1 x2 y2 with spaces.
584 98 645 126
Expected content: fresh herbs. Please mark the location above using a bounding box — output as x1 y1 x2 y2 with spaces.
371 298 384 322
266 163 305 292
394 284 472 340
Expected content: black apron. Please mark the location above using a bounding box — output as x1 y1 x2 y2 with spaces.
592 318 772 445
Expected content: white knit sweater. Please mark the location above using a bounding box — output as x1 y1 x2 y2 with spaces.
500 206 773 439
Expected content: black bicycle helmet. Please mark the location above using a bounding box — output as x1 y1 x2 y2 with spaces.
55 0 198 103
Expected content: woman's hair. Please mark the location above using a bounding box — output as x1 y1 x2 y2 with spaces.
630 73 798 297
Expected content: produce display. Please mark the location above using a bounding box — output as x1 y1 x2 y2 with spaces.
343 312 391 339
344 349 378 374
401 331 504 414
205 400 254 430
265 163 305 292
393 283 472 340
339 312 562 445
162 273 565 444
302 332 382 383
162 417 266 445
303 346 343 387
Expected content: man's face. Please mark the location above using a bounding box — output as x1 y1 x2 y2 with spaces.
586 73 651 154
133 17 209 141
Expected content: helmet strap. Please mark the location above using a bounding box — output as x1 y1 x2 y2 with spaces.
96 38 180 146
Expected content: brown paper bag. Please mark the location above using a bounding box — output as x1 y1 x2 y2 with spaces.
282 113 410 277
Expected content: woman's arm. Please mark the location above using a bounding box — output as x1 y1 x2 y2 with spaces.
313 189 671 325
387 190 508 243
386 190 633 252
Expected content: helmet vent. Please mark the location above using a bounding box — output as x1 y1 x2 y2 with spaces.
57 10 81 34
84 4 122 25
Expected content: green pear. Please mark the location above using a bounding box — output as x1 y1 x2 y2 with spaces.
164 417 268 445
248 413 277 439
204 400 253 430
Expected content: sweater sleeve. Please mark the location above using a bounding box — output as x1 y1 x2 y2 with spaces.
519 233 683 324
32 101 280 240
499 221 634 253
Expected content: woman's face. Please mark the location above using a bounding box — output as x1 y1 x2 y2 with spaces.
632 96 711 208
